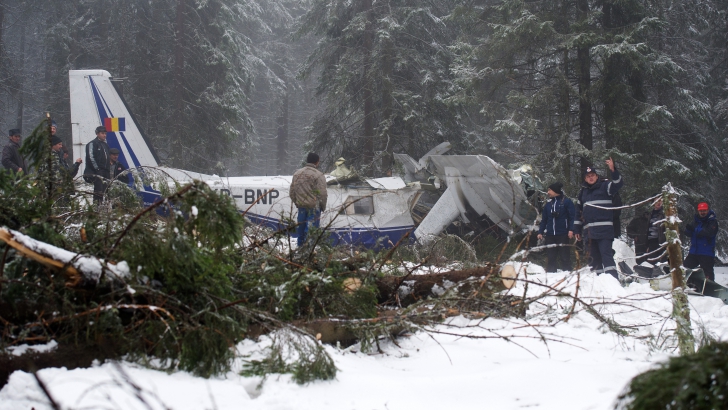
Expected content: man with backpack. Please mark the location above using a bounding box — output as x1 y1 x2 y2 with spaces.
574 158 624 279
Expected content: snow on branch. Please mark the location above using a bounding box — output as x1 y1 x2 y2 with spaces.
0 227 130 287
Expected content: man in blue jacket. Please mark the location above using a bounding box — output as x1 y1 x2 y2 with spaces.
537 182 575 273
684 202 719 281
574 158 624 279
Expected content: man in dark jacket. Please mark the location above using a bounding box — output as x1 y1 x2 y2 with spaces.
2 129 27 173
626 208 650 264
646 198 666 263
684 202 719 281
84 126 111 204
574 158 624 279
537 182 575 273
62 147 82 178
109 148 130 184
626 198 667 265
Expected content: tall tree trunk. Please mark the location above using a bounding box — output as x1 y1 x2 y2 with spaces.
361 0 375 174
277 79 289 174
602 1 616 150
173 0 186 165
380 38 394 176
559 0 571 183
15 21 24 130
663 184 695 355
577 0 592 173
0 1 4 79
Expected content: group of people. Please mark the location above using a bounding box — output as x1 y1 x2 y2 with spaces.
1 124 129 204
2 123 83 184
537 157 720 282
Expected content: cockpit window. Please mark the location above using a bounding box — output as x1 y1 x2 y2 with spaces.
340 196 374 215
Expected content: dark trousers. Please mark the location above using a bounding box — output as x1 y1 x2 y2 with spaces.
296 207 321 247
635 242 648 265
545 235 571 273
93 176 107 204
684 253 715 281
588 238 618 279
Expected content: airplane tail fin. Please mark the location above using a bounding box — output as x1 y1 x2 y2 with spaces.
69 70 159 170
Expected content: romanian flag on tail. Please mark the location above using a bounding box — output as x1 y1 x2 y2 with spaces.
104 117 126 132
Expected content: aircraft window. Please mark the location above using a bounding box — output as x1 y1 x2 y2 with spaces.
340 196 374 215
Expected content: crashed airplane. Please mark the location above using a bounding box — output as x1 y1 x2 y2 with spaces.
70 70 540 247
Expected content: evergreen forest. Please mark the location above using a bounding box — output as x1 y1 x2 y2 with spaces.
1 1 728 402
0 0 725 213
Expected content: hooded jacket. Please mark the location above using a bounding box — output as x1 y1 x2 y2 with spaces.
574 169 624 240
685 210 719 257
538 194 575 236
290 164 328 211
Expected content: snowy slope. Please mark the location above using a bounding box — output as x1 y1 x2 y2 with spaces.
2 262 728 409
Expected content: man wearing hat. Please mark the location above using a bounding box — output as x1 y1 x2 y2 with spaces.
109 148 130 184
2 129 27 173
84 126 111 204
52 122 83 179
574 157 624 279
683 202 719 281
537 181 576 273
36 135 66 187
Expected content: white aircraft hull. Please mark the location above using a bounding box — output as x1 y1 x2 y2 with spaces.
69 70 419 248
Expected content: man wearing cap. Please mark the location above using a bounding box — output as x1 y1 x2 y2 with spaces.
290 152 327 247
537 182 576 273
574 158 624 279
84 126 111 204
2 129 27 173
36 135 66 187
109 148 130 184
683 202 719 281
52 122 83 179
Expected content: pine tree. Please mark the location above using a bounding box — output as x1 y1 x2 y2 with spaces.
298 0 465 175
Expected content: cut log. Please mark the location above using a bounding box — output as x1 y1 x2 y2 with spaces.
375 264 515 306
0 228 129 288
0 228 82 286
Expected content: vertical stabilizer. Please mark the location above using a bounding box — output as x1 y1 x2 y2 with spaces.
69 70 159 170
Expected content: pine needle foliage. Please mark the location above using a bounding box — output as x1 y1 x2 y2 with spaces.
241 329 337 385
616 341 728 410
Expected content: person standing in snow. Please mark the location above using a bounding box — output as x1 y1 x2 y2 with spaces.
537 182 575 273
62 146 83 179
626 208 650 264
109 148 130 184
627 198 666 265
290 152 327 247
574 158 624 279
645 197 666 263
84 126 111 204
683 202 719 281
53 122 83 180
2 129 27 173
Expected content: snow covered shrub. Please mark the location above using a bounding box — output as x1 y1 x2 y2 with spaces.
616 341 728 409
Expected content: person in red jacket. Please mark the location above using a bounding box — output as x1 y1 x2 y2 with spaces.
683 202 719 281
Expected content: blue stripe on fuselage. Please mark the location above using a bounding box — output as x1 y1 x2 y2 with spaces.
88 77 141 169
245 212 413 248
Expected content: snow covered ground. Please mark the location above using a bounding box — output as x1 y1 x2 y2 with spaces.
2 247 728 410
